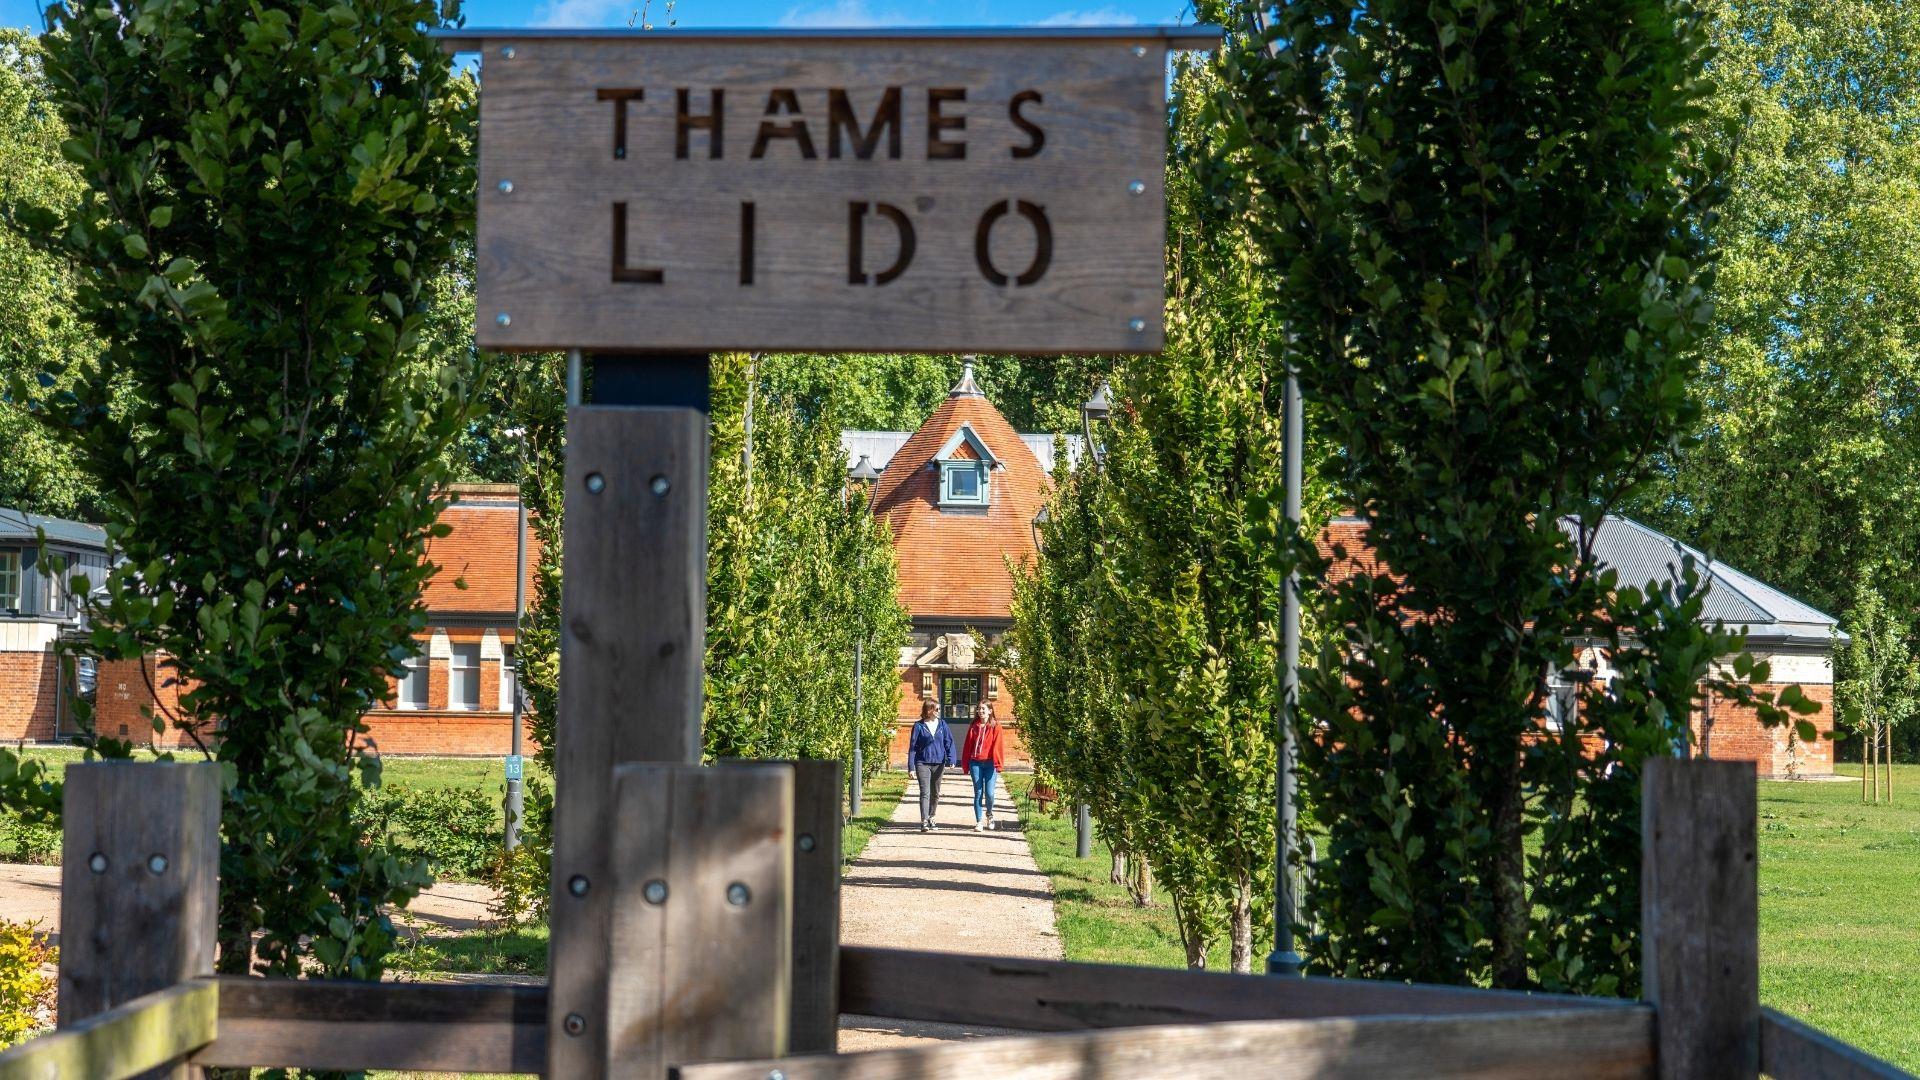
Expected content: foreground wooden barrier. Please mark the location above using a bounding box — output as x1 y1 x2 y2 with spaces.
672 1008 1659 1080
4 756 1915 1080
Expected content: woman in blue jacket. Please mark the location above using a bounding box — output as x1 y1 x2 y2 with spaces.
906 700 957 832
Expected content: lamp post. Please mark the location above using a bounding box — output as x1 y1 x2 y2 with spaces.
1071 381 1112 862
1267 343 1305 977
847 453 882 819
502 425 530 852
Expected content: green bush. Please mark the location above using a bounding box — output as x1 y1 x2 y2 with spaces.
354 784 500 882
0 811 58 866
0 919 56 1048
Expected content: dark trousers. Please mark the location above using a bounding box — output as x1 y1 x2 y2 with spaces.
915 763 945 823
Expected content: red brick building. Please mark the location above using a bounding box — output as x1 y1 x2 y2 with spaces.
845 365 1073 768
0 508 112 743
1316 513 1842 777
360 483 540 756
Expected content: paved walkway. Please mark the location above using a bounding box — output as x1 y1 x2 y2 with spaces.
838 769 1061 1051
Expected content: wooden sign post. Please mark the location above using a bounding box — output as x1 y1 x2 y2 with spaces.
447 24 1213 1078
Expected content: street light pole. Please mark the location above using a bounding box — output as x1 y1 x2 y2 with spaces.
1267 358 1305 976
852 638 864 818
506 428 529 851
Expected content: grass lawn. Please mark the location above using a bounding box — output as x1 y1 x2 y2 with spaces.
1010 767 1920 1072
843 768 909 871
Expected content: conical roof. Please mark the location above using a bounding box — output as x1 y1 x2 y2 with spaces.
870 377 1052 621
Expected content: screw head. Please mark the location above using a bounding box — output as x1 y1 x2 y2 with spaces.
563 1013 585 1036
649 474 670 497
585 472 606 494
501 45 518 59
494 312 511 327
769 1071 787 1080
147 854 168 875
1128 317 1148 333
615 146 627 159
798 833 816 853
497 179 514 195
727 882 752 907
568 874 589 897
1132 44 1147 57
1128 179 1146 196
644 879 669 904
87 852 107 874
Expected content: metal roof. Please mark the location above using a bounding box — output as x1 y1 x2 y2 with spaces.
0 506 107 549
1576 515 1843 648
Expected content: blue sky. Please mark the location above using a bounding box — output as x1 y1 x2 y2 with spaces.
0 0 1200 35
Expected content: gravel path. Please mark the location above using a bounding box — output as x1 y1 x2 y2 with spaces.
837 769 1060 1051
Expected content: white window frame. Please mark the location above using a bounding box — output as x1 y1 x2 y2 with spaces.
0 551 19 611
499 644 517 712
449 643 481 711
939 461 989 506
398 649 429 710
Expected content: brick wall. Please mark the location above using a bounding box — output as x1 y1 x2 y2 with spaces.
358 710 539 757
93 655 202 747
1694 681 1836 778
0 651 56 742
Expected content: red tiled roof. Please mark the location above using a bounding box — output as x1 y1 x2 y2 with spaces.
422 487 541 617
870 391 1052 622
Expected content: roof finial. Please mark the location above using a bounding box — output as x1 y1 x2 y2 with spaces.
950 356 984 398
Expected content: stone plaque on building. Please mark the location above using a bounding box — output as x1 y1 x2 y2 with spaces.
460 29 1216 354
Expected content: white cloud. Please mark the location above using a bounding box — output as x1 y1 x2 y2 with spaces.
1035 7 1141 26
778 0 905 27
530 0 633 27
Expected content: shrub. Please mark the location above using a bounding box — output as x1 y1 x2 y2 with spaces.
354 784 500 882
0 919 56 1048
0 811 58 866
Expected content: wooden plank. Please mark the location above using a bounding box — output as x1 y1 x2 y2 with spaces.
838 946 1635 1031
0 982 215 1080
606 763 794 1075
474 37 1167 354
1641 758 1759 1080
672 1007 1657 1080
1759 1007 1915 1080
788 760 843 1053
547 403 710 1077
190 977 546 1073
58 761 220 1080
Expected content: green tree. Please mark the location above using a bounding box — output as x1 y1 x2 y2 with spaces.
0 31 98 520
14 0 478 982
1631 0 1920 643
759 353 1110 435
1836 583 1919 803
706 354 909 767
1204 0 1812 990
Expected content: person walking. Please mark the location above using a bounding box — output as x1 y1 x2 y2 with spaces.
906 699 957 832
961 701 1007 831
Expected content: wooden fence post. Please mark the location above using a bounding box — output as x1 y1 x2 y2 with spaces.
606 762 793 1075
59 760 221 1079
547 356 712 1078
789 759 843 1053
1641 757 1759 1080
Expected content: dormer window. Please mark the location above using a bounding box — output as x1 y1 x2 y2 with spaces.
934 424 999 509
941 461 988 506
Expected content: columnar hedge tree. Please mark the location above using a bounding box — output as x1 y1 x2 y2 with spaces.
1203 0 1812 990
17 0 477 978
706 354 908 766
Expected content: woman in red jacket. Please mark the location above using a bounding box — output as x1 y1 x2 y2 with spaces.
960 701 1007 831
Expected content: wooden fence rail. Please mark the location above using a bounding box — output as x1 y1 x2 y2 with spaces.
671 1008 1659 1080
0 982 214 1080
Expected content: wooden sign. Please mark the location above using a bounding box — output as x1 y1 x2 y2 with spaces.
462 29 1217 354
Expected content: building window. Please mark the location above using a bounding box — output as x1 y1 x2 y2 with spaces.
0 551 18 611
500 645 517 712
449 643 481 710
940 461 988 506
398 649 429 710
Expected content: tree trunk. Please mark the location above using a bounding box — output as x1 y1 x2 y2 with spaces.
1864 725 1872 803
1869 725 1880 804
1490 758 1530 988
1171 893 1208 970
1886 724 1895 804
1110 848 1128 887
1229 873 1253 974
1132 856 1153 907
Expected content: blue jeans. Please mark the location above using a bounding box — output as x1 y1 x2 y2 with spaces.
969 761 999 821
